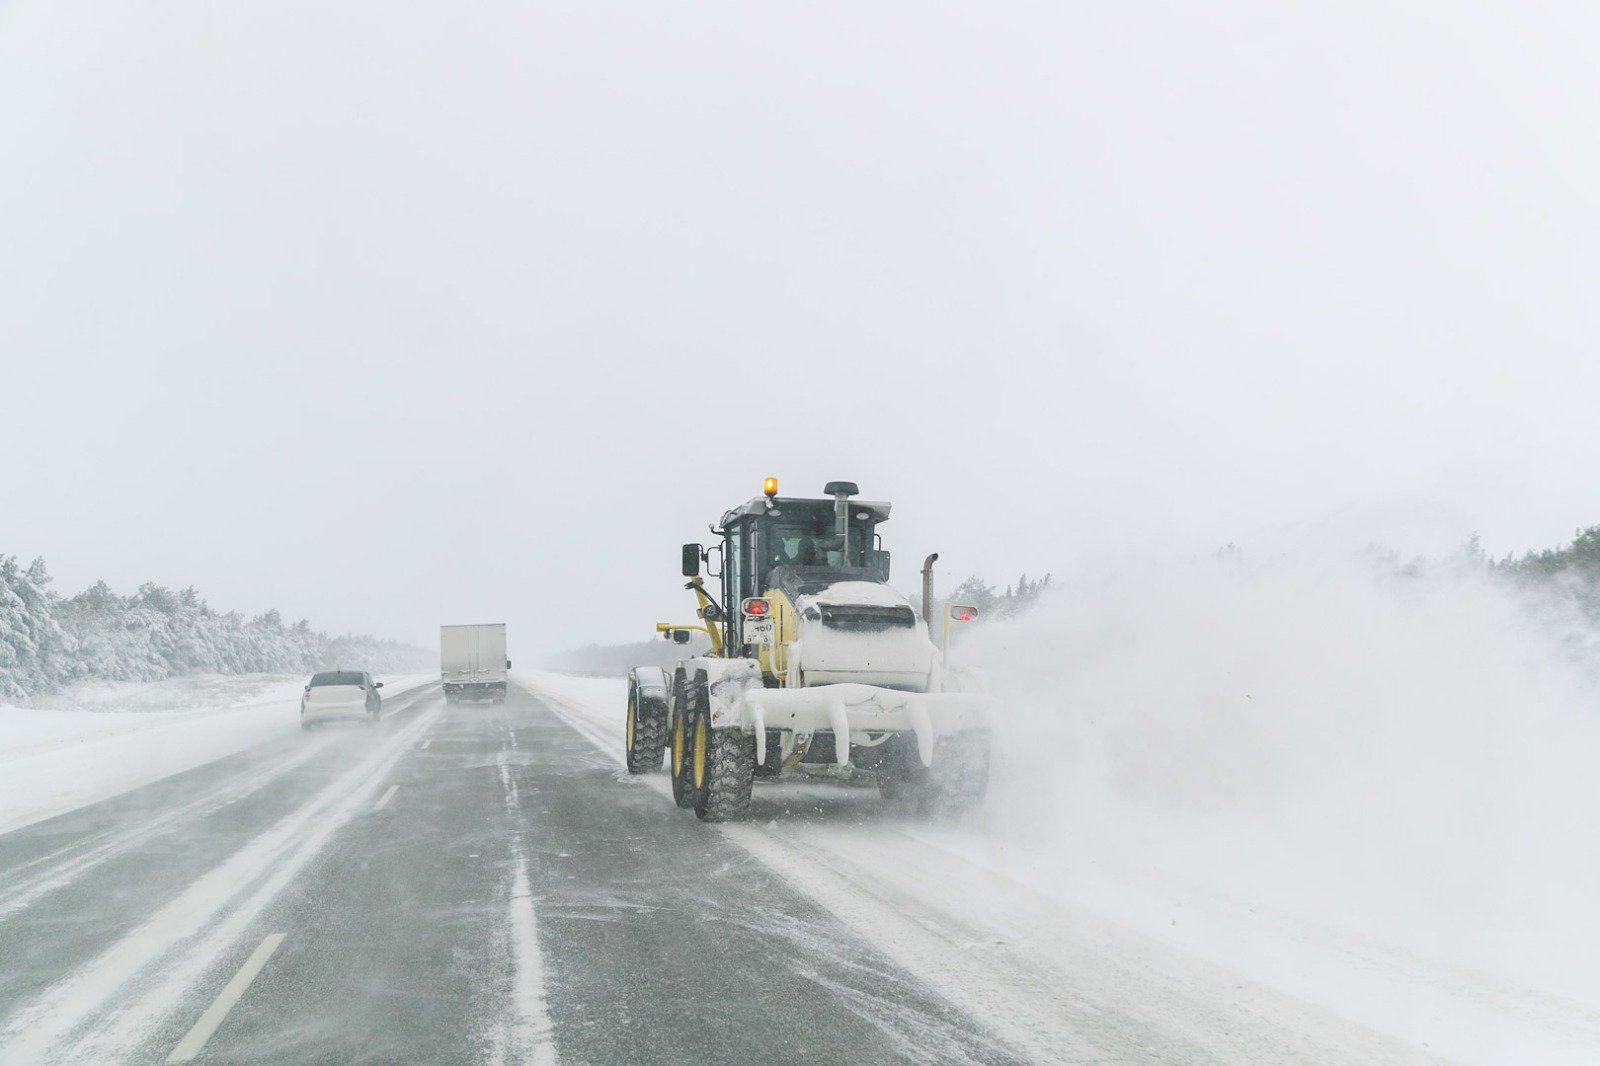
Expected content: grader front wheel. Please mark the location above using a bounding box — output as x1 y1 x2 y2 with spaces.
669 668 705 810
686 673 755 822
624 669 668 774
880 732 991 816
920 732 991 815
694 726 756 822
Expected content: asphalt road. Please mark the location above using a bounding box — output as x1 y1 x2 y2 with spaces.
0 683 1027 1066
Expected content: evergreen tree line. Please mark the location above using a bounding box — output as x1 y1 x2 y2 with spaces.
545 635 714 678
0 555 429 702
934 523 1600 627
1493 525 1600 618
938 572 1053 623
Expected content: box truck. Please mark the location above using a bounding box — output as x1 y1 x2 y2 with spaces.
440 623 510 703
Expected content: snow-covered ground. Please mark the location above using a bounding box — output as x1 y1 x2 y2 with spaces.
957 555 1600 1066
518 661 1600 1066
0 672 436 835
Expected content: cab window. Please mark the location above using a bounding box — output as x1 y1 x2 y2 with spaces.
725 524 745 604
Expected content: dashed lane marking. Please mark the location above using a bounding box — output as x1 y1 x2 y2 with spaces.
165 933 285 1064
420 739 432 749
374 784 399 811
495 744 559 1065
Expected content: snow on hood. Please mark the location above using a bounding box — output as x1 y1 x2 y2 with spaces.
796 580 914 611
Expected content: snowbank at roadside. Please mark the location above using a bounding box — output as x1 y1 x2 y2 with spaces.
0 672 436 835
958 553 1600 1066
512 672 623 723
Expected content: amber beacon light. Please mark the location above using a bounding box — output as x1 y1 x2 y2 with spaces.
763 476 778 498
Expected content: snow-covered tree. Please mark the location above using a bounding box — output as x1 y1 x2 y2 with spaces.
0 551 429 700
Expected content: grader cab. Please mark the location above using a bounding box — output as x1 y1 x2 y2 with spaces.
625 478 991 822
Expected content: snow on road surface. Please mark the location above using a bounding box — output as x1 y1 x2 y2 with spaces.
0 699 444 1064
517 665 1597 1066
0 672 436 834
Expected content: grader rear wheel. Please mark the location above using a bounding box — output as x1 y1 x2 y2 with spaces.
881 732 991 816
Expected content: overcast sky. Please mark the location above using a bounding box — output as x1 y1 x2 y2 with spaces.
2 1 1598 651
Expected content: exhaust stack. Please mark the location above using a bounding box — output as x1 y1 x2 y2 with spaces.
824 481 858 561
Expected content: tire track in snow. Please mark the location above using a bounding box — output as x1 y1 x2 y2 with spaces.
0 742 328 924
0 685 438 925
0 705 440 1065
488 726 559 1066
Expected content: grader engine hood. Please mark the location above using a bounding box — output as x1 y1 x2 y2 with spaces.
771 567 936 691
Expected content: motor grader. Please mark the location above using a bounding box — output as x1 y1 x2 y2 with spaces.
624 478 991 822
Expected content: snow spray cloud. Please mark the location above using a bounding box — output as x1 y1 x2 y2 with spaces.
962 546 1600 1001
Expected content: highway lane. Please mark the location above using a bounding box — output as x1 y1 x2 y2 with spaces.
0 683 1028 1065
0 683 441 1016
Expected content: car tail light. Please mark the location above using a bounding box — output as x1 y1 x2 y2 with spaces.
742 597 771 616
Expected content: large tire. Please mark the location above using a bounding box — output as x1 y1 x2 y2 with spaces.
625 669 669 773
884 732 991 815
696 724 756 822
669 668 703 809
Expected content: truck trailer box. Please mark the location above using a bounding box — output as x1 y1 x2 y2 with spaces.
440 623 510 703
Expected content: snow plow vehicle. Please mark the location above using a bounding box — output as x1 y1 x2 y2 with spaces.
625 478 992 822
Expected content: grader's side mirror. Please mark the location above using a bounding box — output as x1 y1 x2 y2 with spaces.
682 543 703 578
866 549 891 581
671 629 692 645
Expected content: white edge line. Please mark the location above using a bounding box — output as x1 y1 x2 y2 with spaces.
164 933 285 1064
374 784 399 811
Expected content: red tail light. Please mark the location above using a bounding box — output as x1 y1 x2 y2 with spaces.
742 598 771 616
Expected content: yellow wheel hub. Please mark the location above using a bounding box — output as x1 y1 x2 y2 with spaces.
672 713 684 776
693 716 707 790
626 695 636 750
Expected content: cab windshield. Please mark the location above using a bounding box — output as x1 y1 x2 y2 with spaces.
765 521 869 570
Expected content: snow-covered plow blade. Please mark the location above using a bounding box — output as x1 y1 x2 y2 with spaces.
740 685 992 770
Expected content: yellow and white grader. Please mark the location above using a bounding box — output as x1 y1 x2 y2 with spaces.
624 478 991 821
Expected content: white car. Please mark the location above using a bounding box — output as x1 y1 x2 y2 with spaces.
300 670 384 729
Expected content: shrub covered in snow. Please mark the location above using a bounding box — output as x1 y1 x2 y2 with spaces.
0 556 428 701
